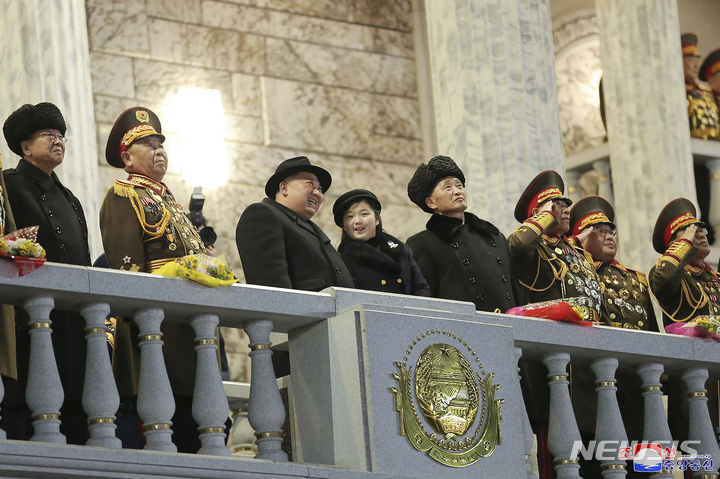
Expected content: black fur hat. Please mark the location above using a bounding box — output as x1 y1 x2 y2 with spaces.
407 155 465 213
3 103 67 157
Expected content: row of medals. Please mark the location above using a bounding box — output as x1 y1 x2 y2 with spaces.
555 246 602 315
148 192 202 254
603 268 647 320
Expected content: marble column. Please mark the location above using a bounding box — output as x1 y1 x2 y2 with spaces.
596 0 694 273
420 0 564 234
0 0 102 259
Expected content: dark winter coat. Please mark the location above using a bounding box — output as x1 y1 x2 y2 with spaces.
338 231 431 296
406 213 522 312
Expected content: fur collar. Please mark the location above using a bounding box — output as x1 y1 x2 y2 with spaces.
339 231 404 272
425 212 500 240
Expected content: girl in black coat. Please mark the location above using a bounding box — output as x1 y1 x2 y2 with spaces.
333 189 432 296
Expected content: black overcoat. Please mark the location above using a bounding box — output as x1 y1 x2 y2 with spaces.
236 198 354 291
406 213 522 312
338 231 431 296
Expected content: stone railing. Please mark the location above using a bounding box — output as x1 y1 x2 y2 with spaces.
1 264 720 478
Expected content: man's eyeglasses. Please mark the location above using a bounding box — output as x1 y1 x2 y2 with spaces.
594 228 617 238
36 131 67 144
676 225 709 236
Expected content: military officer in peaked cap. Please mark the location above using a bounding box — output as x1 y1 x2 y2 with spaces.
700 48 720 108
569 196 658 331
236 156 354 291
508 170 606 323
100 107 208 453
649 198 720 327
405 155 521 312
2 102 92 444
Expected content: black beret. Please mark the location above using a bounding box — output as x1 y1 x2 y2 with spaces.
407 155 465 213
332 189 381 226
3 103 67 157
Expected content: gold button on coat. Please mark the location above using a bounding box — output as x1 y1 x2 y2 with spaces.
397 278 402 283
381 280 387 285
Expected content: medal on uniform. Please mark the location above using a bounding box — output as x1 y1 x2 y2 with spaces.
555 247 563 255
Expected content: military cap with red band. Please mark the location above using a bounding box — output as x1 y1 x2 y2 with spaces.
569 196 615 237
699 49 720 82
681 33 701 57
514 170 572 223
652 198 703 254
105 107 166 168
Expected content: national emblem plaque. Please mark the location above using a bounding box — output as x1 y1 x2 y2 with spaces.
390 329 503 467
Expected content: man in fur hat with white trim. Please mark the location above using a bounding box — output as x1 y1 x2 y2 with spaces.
405 155 521 312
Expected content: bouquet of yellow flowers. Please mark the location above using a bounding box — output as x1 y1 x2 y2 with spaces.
0 226 47 276
153 254 238 287
666 316 720 340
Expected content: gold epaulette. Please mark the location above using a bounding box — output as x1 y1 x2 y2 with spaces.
627 267 649 287
113 179 138 198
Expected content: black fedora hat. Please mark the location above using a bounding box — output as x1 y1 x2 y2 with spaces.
569 196 615 237
514 170 572 223
106 107 165 168
652 198 703 254
332 189 381 227
407 155 465 214
3 102 67 157
265 156 332 198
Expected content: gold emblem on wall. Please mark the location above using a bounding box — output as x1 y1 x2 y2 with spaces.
390 329 503 467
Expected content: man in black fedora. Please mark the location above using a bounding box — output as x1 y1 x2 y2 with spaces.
2 102 91 445
236 156 354 291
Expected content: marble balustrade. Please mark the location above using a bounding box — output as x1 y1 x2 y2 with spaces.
2 265 720 478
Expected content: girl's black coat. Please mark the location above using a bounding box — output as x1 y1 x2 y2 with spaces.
338 231 432 296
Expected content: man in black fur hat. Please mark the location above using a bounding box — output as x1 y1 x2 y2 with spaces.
2 102 91 444
405 155 522 312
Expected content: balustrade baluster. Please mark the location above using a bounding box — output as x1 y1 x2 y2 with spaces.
591 357 627 477
542 352 582 479
135 308 176 452
515 348 538 479
229 398 255 456
81 302 121 448
682 368 720 478
245 319 287 461
24 296 65 444
637 363 673 479
191 313 231 456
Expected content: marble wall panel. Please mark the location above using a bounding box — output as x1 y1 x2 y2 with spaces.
149 17 187 64
90 53 135 98
263 78 422 164
371 95 421 139
147 0 202 23
185 25 265 74
231 73 262 117
349 0 413 32
86 0 150 56
225 113 264 144
201 1 365 51
362 26 414 58
265 38 416 96
254 0 350 22
225 143 304 186
133 59 235 108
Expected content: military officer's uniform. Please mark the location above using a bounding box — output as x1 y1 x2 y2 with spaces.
100 107 207 453
682 34 720 140
569 196 657 331
649 198 720 327
700 49 720 108
508 171 605 323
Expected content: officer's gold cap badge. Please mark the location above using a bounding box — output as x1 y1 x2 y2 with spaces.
136 110 150 123
390 329 503 467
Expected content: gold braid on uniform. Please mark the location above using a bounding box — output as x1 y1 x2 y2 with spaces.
650 272 709 323
519 247 568 292
113 183 171 241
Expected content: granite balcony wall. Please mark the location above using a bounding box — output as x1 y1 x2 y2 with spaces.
86 0 426 381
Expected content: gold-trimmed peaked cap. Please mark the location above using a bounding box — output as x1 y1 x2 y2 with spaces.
407 155 465 214
514 170 572 223
700 49 720 82
105 107 165 168
3 102 67 157
681 33 701 57
569 196 615 236
265 156 332 198
652 198 703 253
